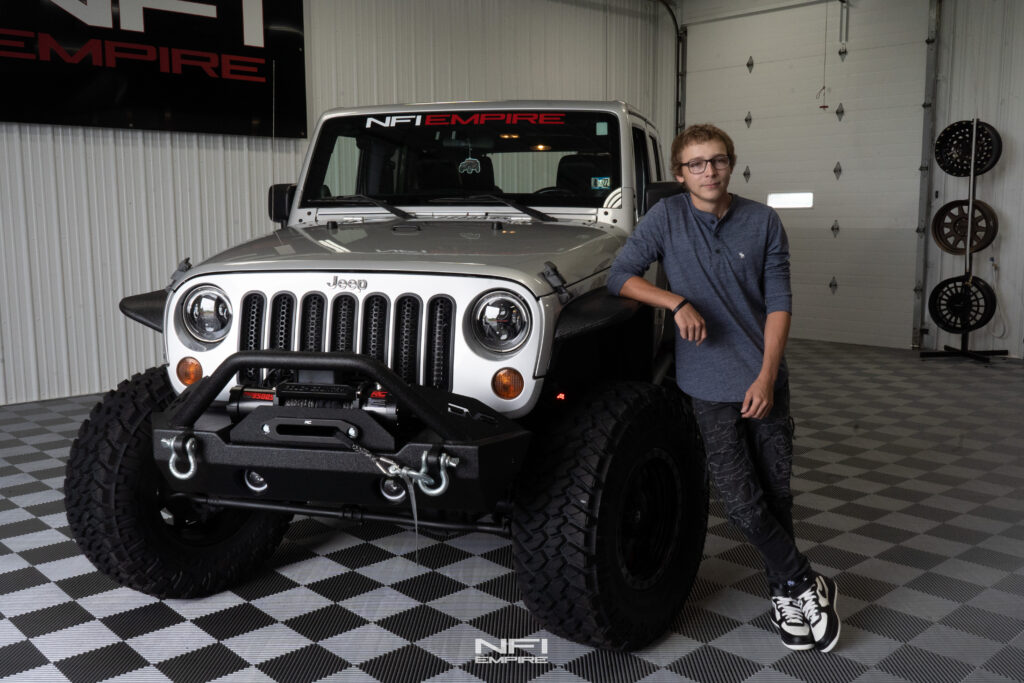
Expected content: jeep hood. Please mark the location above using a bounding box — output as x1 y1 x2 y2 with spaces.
186 218 623 296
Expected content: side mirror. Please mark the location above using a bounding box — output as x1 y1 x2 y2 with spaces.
268 183 297 228
644 181 686 213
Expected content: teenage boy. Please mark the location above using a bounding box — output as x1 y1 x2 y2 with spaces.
607 123 840 652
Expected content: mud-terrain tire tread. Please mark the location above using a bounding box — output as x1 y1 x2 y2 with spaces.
512 382 707 650
65 366 292 598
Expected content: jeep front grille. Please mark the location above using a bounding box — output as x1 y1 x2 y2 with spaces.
270 294 295 350
393 296 420 385
238 290 455 391
239 293 265 384
330 295 357 352
426 298 454 389
300 294 326 352
361 295 388 363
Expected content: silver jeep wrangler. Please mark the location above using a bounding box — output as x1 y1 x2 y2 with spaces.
65 101 708 650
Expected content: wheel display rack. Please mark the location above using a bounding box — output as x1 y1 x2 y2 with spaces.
921 118 1007 363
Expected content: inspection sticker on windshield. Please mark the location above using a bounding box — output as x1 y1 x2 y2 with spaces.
591 177 611 190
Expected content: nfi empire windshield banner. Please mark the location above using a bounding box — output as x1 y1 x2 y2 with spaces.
0 0 306 137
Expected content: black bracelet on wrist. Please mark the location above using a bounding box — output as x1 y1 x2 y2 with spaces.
671 299 691 315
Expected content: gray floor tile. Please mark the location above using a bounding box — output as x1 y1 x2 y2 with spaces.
0 340 1021 683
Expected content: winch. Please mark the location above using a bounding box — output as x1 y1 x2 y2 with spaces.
226 382 398 422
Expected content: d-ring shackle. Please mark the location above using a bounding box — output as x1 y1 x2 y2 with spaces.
165 435 199 480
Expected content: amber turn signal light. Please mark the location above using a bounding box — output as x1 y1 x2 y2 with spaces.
176 357 203 386
492 368 524 400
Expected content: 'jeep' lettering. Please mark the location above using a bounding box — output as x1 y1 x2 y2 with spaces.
326 276 368 291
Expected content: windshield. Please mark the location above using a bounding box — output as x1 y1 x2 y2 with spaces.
301 110 622 209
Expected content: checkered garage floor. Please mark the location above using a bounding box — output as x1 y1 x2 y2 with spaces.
1 339 1023 683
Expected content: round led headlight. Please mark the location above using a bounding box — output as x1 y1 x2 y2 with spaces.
471 291 531 353
182 285 232 343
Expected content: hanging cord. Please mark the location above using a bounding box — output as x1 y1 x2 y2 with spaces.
986 257 1008 338
816 1 829 108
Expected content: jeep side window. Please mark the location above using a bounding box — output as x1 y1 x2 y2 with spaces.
323 137 359 197
318 136 401 198
649 133 664 181
631 126 651 214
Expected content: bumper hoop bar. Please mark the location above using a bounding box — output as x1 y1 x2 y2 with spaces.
168 350 471 442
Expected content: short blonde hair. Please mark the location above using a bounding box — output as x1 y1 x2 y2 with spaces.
670 123 736 173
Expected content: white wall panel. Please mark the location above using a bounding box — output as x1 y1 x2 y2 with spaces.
684 0 930 348
0 124 306 405
0 0 678 405
927 0 1024 358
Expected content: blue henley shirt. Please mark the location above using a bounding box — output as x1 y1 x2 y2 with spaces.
607 192 792 402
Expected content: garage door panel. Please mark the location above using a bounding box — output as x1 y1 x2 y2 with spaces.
790 284 913 348
688 57 924 120
777 204 921 231
687 2 929 71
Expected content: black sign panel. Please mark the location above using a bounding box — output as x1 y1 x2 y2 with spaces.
0 1 306 137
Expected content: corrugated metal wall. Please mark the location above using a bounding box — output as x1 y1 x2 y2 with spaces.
306 0 677 151
683 0 931 348
927 0 1024 358
0 0 677 405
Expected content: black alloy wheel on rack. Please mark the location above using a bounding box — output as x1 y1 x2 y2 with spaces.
930 199 999 255
927 275 997 334
934 120 1002 177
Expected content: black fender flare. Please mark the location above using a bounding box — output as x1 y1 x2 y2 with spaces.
553 288 640 342
119 289 167 332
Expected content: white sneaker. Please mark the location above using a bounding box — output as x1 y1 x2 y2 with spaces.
770 584 814 651
794 574 841 652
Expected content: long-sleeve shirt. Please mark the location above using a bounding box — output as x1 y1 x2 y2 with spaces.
607 192 792 402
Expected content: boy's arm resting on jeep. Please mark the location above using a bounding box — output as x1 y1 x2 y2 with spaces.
607 202 707 344
606 202 666 298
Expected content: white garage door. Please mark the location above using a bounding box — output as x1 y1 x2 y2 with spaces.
684 0 930 347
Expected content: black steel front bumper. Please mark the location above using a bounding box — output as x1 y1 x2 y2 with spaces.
151 350 531 514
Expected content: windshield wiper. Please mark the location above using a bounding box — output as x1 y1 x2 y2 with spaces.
428 194 557 223
323 194 413 220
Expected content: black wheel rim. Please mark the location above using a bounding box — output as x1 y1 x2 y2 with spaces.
616 449 682 590
135 433 250 549
154 492 250 547
928 275 997 333
935 120 1001 177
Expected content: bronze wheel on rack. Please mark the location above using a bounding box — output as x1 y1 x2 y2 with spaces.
930 199 998 255
927 275 997 334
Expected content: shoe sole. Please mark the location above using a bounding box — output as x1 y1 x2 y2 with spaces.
818 620 841 653
771 618 815 651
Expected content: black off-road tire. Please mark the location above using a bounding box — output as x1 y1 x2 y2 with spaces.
512 382 708 650
65 366 292 598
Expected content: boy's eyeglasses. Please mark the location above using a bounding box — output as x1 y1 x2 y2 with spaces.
676 155 731 174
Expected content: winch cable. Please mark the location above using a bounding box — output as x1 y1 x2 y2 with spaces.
340 434 426 563
398 470 420 565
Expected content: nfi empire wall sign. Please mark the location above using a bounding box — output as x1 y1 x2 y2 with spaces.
0 0 306 137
